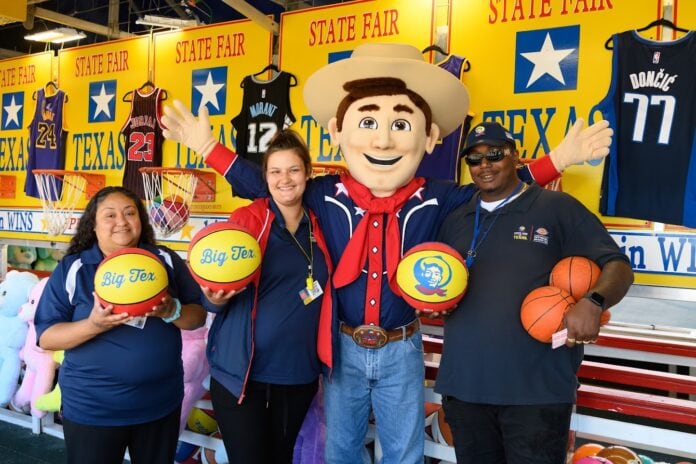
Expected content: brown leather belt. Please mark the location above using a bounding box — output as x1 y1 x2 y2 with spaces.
340 319 420 349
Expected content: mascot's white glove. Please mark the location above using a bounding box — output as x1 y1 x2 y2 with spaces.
549 118 613 172
162 100 217 159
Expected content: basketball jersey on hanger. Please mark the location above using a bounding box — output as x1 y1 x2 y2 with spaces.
416 55 472 182
232 71 295 166
25 88 67 199
120 87 165 198
597 30 696 227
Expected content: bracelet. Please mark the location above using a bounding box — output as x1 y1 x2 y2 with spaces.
163 298 182 323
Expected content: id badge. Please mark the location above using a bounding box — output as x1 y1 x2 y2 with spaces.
125 315 147 329
299 280 324 305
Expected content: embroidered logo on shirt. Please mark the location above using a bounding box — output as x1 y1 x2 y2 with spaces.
513 225 529 241
533 227 550 245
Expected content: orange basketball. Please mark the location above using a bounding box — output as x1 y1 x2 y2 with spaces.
433 407 453 446
520 286 576 343
396 242 468 314
573 443 605 463
600 309 611 326
549 256 601 301
596 445 641 464
94 247 169 316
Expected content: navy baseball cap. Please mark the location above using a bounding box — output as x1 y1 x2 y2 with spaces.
462 122 516 155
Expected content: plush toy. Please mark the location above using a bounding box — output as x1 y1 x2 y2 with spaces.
293 381 326 464
0 270 40 406
180 325 209 435
34 350 63 413
11 278 59 418
7 245 37 270
33 248 65 272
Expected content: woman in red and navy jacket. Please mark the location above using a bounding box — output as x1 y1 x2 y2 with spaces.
201 129 333 464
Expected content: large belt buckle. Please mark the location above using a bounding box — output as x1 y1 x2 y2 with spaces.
352 324 388 349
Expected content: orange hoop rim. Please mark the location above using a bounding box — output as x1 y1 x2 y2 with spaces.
139 166 207 176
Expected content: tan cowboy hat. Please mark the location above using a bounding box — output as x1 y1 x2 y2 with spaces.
303 42 470 137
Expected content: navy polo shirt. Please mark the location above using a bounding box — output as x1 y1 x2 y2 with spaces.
250 199 329 384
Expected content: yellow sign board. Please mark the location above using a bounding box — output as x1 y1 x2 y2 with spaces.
0 1 27 23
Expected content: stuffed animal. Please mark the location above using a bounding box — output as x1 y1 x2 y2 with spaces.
11 278 58 418
33 248 65 272
7 245 37 270
180 325 209 435
34 350 63 413
0 270 40 406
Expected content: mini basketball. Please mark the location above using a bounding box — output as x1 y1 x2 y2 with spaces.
549 256 601 301
188 221 262 293
596 445 641 464
149 195 190 234
520 286 576 343
187 407 218 434
573 443 605 463
94 247 169 316
396 242 468 314
200 431 229 464
600 309 611 326
431 408 453 446
575 458 613 464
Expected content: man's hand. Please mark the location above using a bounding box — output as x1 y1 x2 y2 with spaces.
549 118 613 172
162 100 217 159
563 298 602 347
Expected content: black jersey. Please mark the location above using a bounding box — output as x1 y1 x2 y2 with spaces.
597 30 696 227
120 87 165 198
232 71 295 165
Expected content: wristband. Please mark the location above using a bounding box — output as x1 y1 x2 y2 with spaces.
163 298 182 323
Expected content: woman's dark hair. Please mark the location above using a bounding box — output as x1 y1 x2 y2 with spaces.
66 186 156 255
261 129 313 180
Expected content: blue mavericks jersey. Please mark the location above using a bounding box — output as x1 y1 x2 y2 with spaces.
597 30 696 227
416 55 472 182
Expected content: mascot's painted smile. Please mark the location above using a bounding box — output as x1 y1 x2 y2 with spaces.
364 153 401 165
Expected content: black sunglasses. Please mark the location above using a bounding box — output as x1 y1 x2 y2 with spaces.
464 148 509 166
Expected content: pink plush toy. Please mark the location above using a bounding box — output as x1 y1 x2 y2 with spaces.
12 277 58 418
180 324 209 435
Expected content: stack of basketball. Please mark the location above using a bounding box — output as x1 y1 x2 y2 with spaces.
520 256 609 343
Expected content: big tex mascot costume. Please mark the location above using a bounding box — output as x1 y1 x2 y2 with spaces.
162 43 612 463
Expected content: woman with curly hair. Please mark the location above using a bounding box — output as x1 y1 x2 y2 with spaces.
34 186 206 464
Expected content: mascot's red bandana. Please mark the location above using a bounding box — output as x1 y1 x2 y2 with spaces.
333 173 425 325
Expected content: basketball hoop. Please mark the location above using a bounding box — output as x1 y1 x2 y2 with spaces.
33 169 105 236
311 162 348 178
140 167 202 238
518 158 562 192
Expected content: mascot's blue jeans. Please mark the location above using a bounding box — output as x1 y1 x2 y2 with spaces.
323 328 424 464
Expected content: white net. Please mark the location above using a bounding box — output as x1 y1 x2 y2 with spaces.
140 168 198 238
34 170 87 236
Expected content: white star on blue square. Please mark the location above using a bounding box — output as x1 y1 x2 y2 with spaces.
88 80 117 123
514 25 580 94
192 66 227 116
2 92 24 130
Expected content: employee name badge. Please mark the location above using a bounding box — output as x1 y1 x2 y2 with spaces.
125 315 147 329
299 277 323 305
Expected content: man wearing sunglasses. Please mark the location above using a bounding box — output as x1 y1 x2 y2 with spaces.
436 121 634 464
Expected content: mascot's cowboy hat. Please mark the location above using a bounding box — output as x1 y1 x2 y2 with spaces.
303 42 470 138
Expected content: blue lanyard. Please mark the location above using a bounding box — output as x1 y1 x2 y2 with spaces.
466 182 524 268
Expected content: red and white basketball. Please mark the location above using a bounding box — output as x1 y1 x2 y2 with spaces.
520 286 576 343
94 247 169 316
396 242 468 315
187 222 262 293
549 256 601 301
